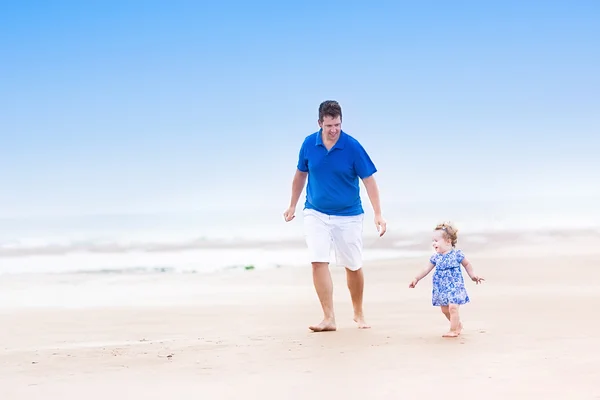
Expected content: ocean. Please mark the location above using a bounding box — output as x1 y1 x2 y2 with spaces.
1 196 598 277
1 196 598 309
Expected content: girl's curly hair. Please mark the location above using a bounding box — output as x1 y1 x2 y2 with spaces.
435 221 458 247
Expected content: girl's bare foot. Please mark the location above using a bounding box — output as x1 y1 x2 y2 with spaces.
442 331 459 338
309 319 337 332
443 322 462 337
353 314 371 329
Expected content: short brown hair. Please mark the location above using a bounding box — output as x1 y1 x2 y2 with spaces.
435 221 459 247
318 100 342 122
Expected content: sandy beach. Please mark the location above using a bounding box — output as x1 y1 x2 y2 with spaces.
1 232 599 399
3 0 599 397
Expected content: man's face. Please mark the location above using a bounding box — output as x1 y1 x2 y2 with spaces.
318 115 341 142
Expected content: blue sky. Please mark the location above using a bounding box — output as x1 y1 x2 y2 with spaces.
1 0 599 218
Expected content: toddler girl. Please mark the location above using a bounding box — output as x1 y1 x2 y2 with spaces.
409 221 484 337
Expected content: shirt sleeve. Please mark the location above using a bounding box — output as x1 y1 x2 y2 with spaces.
353 142 377 179
429 254 437 265
455 249 465 264
297 140 308 172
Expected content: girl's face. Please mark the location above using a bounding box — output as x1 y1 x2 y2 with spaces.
432 230 452 253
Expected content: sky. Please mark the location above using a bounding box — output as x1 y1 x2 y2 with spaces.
1 0 599 218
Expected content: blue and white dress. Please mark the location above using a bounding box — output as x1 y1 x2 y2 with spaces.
429 248 470 306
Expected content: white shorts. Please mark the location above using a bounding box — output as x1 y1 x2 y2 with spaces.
302 208 364 271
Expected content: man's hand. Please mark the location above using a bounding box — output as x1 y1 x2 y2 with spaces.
374 214 387 237
362 176 386 237
283 206 296 222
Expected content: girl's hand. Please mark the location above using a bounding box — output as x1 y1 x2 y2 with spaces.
409 278 418 288
471 276 485 284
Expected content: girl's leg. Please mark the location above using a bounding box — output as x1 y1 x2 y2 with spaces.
442 304 462 337
440 306 451 321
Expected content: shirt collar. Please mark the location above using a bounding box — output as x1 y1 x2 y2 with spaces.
315 129 347 150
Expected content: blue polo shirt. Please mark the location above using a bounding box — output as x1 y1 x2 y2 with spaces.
297 130 377 216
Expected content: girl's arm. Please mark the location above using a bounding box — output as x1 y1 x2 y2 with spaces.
409 262 435 287
461 257 485 284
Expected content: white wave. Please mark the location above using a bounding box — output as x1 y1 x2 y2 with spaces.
1 198 598 260
0 247 422 276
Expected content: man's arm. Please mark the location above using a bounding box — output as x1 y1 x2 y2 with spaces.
362 175 382 216
362 175 386 236
284 138 309 222
289 169 308 209
283 169 307 222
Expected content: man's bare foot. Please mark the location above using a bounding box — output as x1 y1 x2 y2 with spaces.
442 331 459 338
309 319 337 332
353 314 371 329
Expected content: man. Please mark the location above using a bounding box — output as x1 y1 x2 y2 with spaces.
283 100 387 332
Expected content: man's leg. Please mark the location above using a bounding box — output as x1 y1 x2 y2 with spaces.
333 213 370 329
303 209 336 332
346 267 370 328
309 262 336 332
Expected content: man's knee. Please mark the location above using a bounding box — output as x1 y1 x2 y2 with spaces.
345 267 364 287
312 262 329 270
344 265 362 273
